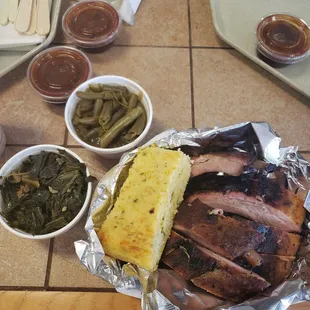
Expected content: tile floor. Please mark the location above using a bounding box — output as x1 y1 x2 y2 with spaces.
0 0 310 306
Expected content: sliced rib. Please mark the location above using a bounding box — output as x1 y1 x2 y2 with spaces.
186 173 305 233
173 200 264 260
162 231 270 302
234 254 295 286
191 152 248 177
175 200 300 259
187 190 304 233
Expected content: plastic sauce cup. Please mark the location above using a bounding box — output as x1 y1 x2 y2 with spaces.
62 1 122 48
27 46 92 104
256 14 310 64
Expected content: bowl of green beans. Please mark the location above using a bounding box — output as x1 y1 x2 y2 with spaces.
65 76 153 159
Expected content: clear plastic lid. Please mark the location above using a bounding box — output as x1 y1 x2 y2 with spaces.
62 1 122 48
256 14 310 64
27 46 92 104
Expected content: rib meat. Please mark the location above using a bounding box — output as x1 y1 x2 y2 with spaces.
186 174 305 232
174 200 300 260
191 152 248 177
234 254 295 286
162 231 270 302
174 200 264 260
232 215 300 256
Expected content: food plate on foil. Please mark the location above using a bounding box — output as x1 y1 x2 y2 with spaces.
75 122 310 310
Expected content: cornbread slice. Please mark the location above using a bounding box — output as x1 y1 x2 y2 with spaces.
98 146 191 271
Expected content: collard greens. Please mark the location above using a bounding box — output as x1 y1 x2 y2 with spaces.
0 150 94 235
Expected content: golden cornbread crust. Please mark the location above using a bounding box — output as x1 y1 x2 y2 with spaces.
99 146 191 271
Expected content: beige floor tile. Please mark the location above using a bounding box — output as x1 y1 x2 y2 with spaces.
49 148 114 288
68 147 117 182
0 226 49 286
301 153 310 163
0 291 140 310
67 132 79 146
0 64 66 145
0 146 113 287
54 0 189 46
49 216 113 288
193 49 310 150
190 0 227 47
0 148 49 287
68 46 192 146
116 0 189 46
0 146 24 168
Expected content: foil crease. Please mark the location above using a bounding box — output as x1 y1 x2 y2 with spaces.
74 122 310 310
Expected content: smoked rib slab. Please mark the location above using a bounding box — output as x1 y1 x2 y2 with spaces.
174 199 301 258
186 173 305 232
191 152 248 177
162 231 270 302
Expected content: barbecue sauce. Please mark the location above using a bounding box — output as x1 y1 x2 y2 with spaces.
258 15 310 57
63 2 120 43
29 48 90 97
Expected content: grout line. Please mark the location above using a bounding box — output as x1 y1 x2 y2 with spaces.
192 46 233 50
113 44 189 49
0 286 46 291
187 0 195 128
51 42 232 50
65 145 86 148
6 144 65 147
5 144 40 147
64 128 69 147
0 286 116 293
51 42 190 49
47 287 116 292
44 239 55 289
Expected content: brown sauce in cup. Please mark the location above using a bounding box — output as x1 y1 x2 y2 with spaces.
262 21 307 56
63 2 120 43
257 14 310 58
29 48 90 98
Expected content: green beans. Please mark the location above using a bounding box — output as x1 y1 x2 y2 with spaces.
102 108 126 131
112 99 121 112
77 91 104 100
72 115 80 126
78 116 99 126
77 91 122 101
124 110 146 141
75 124 89 138
100 106 143 148
121 96 129 108
94 99 104 117
128 93 138 110
103 85 128 92
78 99 93 112
89 84 103 93
84 127 103 140
72 83 147 148
99 101 113 126
102 92 122 100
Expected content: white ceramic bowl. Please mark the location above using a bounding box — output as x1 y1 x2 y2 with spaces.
0 145 92 240
65 75 153 159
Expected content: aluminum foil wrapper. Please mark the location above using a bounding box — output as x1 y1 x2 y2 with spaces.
74 122 310 310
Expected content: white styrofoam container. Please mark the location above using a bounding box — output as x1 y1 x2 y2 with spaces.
65 75 153 159
0 145 92 240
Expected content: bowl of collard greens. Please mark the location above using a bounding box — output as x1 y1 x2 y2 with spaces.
0 145 93 239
